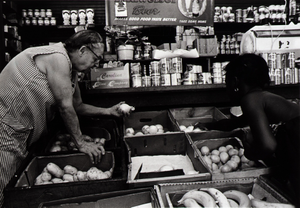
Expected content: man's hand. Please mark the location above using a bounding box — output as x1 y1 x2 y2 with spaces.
109 101 135 117
78 137 105 164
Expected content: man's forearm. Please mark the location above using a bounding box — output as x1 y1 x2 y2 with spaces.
75 103 112 117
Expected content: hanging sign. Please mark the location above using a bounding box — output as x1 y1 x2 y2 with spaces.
106 0 214 26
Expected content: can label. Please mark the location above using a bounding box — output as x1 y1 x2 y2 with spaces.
171 73 181 85
170 57 182 73
161 74 171 86
160 58 170 74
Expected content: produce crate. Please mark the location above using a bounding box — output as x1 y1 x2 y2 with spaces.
79 117 121 148
169 107 228 133
123 110 180 137
189 130 275 180
38 187 160 208
125 132 211 188
4 151 128 208
45 127 111 154
155 176 293 208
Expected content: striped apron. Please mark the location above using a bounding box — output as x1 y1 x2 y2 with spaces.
0 42 74 206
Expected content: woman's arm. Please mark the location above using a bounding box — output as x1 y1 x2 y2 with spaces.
240 94 277 160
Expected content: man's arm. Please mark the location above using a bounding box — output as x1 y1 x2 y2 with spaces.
39 53 104 163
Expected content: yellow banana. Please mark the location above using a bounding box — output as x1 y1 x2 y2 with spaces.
181 198 202 208
251 198 295 208
178 189 217 207
223 190 251 208
228 199 239 207
201 188 231 208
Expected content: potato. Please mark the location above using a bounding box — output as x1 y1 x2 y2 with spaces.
76 171 88 181
35 174 44 185
49 145 62 152
63 174 74 182
64 165 78 175
87 167 101 180
41 172 52 182
51 178 64 183
46 163 64 178
97 172 109 180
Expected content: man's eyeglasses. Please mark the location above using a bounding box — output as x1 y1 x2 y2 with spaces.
86 46 102 61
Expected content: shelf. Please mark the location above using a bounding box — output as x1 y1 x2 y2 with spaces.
81 83 300 110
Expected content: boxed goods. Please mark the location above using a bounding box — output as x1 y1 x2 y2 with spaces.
189 130 274 180
38 187 160 208
125 132 211 188
169 107 228 134
155 176 294 208
124 110 180 137
4 152 128 208
90 63 130 89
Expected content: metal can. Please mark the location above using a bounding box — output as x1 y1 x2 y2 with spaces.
171 57 182 73
285 68 291 84
143 42 152 60
274 68 281 85
134 45 142 60
132 74 142 87
31 17 37 26
183 71 197 85
142 76 151 87
151 75 161 86
280 68 285 84
268 53 276 69
171 73 181 85
160 58 170 74
161 73 171 86
276 53 283 69
288 52 295 68
235 9 242 22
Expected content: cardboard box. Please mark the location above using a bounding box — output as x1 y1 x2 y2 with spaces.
169 107 228 133
123 110 180 137
38 187 160 208
125 132 211 188
193 36 218 57
90 63 130 89
4 151 128 208
189 130 275 180
155 176 293 207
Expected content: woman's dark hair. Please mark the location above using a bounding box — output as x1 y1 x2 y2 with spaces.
64 30 103 52
224 53 271 88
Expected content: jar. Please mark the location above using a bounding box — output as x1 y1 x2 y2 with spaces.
151 75 160 86
27 9 33 17
22 9 27 18
46 9 52 17
142 76 151 87
38 17 44 26
143 42 152 60
117 45 134 60
25 17 31 25
44 17 50 26
31 17 37 26
134 45 142 60
40 9 46 18
50 17 56 26
34 9 40 17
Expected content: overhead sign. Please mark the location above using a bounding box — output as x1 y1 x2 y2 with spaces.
106 0 214 26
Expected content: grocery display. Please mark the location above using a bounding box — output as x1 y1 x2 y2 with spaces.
0 0 299 207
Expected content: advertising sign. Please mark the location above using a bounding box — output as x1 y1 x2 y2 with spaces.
106 0 214 26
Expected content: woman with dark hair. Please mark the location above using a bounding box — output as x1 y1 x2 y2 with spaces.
202 53 300 205
0 30 133 206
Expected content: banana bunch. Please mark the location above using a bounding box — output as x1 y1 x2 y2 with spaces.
177 188 295 208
